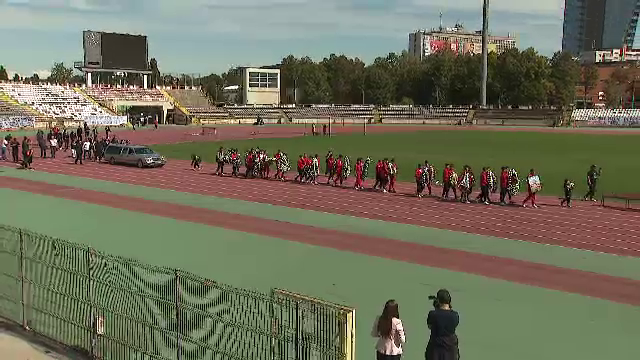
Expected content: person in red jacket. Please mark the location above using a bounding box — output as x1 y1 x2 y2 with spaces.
333 154 344 186
522 169 541 208
379 158 390 193
499 166 509 205
295 154 305 182
441 164 451 198
326 152 335 184
416 164 426 198
373 160 383 190
245 151 254 178
476 167 490 204
273 150 282 180
354 158 364 190
304 154 313 182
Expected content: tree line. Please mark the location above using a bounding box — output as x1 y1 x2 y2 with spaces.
185 49 587 108
2 48 605 108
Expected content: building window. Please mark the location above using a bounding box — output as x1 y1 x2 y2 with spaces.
248 71 279 88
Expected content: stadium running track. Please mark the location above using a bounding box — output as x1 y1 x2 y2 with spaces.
3 125 640 305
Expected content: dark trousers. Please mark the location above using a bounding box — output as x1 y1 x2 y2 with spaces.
50 146 56 159
12 148 19 162
377 352 401 360
479 185 489 202
500 187 508 203
40 146 46 158
584 184 596 200
216 162 224 174
75 151 83 164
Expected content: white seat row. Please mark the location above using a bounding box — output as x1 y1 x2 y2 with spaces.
571 109 640 126
0 83 109 120
84 87 167 102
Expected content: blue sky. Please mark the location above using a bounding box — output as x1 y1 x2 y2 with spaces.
0 0 564 78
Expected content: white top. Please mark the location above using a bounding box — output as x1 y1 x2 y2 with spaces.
50 138 58 147
371 316 405 355
2 139 7 148
83 141 90 151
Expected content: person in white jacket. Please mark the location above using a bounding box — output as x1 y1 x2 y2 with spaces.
371 299 406 360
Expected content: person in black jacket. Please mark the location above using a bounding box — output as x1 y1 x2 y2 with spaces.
74 139 83 165
426 289 460 360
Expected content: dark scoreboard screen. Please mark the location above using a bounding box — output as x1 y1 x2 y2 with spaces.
100 33 148 71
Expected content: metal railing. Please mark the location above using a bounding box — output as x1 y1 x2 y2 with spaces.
0 224 355 360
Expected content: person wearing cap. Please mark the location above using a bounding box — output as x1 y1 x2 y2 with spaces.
426 289 459 360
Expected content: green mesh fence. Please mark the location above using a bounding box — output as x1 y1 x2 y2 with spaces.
0 225 354 360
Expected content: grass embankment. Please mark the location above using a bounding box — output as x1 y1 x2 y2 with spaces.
153 130 639 196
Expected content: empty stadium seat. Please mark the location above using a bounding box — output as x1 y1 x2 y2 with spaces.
0 83 110 120
571 109 640 126
84 87 168 102
379 105 469 123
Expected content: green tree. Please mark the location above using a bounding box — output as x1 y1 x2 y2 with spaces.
0 66 8 81
363 62 395 105
548 51 580 108
31 73 40 83
200 73 224 103
12 73 20 82
149 58 160 87
581 64 599 108
49 62 73 84
321 54 364 104
604 67 630 108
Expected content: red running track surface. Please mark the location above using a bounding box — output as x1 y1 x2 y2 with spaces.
3 154 640 258
2 176 639 306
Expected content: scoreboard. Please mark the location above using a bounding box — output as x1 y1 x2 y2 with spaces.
83 31 148 71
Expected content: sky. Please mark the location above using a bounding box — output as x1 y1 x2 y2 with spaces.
0 0 565 78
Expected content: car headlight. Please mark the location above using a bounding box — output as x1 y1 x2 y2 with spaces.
161 156 165 161
145 157 153 162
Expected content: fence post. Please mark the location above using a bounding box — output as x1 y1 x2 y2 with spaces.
18 229 27 329
175 269 181 360
87 247 96 358
295 301 300 360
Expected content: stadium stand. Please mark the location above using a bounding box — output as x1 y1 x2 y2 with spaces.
84 87 168 102
188 106 231 120
225 105 285 122
0 91 37 117
283 105 374 122
379 105 469 124
472 108 560 126
0 83 110 120
571 109 640 126
166 89 210 108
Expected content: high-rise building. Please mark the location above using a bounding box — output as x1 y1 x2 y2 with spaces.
562 0 640 55
408 24 517 60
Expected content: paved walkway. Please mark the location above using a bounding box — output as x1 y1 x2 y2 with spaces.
0 320 75 360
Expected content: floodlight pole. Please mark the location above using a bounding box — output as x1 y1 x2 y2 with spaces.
481 0 489 107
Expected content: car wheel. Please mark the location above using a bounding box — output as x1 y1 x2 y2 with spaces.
109 157 115 165
137 160 144 168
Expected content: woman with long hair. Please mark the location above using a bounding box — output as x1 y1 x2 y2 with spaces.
371 299 406 360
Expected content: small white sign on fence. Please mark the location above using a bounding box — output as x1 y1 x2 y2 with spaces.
95 315 105 335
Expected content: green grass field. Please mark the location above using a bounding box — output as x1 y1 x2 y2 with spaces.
153 130 640 196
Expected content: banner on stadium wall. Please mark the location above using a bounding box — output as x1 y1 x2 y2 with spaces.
0 116 35 129
571 109 640 126
83 115 128 126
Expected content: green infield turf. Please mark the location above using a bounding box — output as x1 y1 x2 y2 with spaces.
0 188 638 360
152 130 639 196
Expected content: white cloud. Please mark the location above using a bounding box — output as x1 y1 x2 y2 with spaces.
0 0 562 73
409 0 564 16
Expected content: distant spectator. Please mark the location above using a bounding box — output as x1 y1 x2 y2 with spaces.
10 137 20 163
1 134 8 160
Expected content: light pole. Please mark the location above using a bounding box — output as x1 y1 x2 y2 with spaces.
481 0 489 107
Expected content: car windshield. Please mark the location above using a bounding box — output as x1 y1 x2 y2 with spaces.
135 148 154 155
